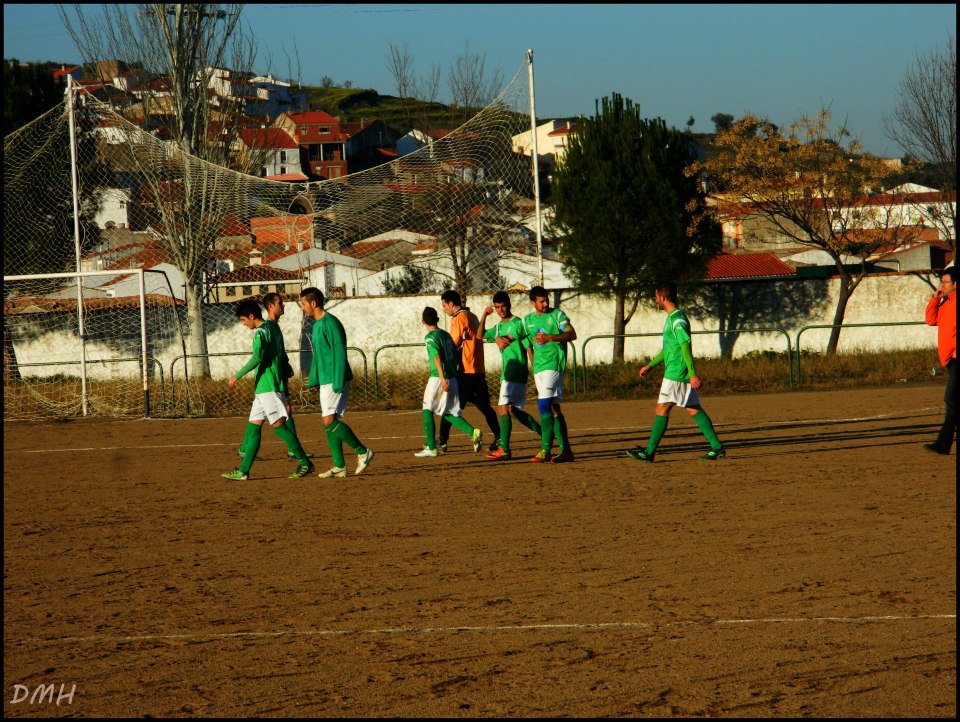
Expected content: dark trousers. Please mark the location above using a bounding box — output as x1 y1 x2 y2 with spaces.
439 372 500 445
934 358 957 452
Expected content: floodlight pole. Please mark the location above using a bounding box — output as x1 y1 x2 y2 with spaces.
67 75 90 416
526 49 544 286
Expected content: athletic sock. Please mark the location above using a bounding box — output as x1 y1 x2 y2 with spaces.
325 424 346 468
499 413 512 452
444 413 475 437
422 409 436 450
331 419 366 455
512 408 542 435
273 422 308 465
284 415 299 438
693 410 722 450
239 423 262 473
646 414 669 455
555 413 571 453
539 413 555 453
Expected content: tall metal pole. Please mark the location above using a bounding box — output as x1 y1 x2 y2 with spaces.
526 49 544 286
67 75 90 416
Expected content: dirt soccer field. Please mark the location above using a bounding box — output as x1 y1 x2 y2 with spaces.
3 384 956 717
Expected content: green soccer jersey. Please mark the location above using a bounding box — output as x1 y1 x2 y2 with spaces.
262 319 293 389
483 316 530 383
308 312 353 392
662 309 693 382
235 320 286 394
523 307 570 374
424 328 458 379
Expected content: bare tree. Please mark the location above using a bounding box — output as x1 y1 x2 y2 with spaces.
883 33 956 258
384 41 442 134
58 3 271 378
447 41 503 125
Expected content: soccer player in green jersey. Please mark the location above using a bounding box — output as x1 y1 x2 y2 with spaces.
222 299 314 481
523 285 577 463
626 281 725 462
416 306 482 458
299 287 375 478
478 291 542 460
237 292 314 464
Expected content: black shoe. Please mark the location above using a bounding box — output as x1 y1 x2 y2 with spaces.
923 443 950 455
625 448 654 462
488 439 500 453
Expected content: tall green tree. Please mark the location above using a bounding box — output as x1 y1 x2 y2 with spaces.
551 92 721 362
3 59 64 134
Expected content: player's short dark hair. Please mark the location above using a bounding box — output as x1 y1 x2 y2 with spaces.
528 285 548 302
261 291 282 308
300 286 324 308
441 289 462 307
422 306 439 325
942 267 957 283
492 291 510 307
655 281 678 304
235 299 263 319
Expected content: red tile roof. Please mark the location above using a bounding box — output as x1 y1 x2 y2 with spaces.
705 252 796 280
216 265 305 283
339 239 403 258
284 110 338 124
238 127 298 149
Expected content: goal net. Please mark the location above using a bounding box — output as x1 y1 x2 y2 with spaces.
4 57 548 418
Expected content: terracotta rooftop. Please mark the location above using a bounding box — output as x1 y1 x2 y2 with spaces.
705 252 796 280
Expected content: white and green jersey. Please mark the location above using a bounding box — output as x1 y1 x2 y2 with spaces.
662 309 693 382
425 328 458 379
523 308 571 374
483 316 530 383
235 320 286 394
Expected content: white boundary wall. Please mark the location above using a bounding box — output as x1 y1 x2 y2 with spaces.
7 272 942 380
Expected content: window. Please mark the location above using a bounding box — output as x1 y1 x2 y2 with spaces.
280 151 286 162
259 284 270 295
226 287 236 297
280 166 286 174
242 285 252 296
319 126 329 134
260 166 267 177
275 284 285 293
300 126 307 135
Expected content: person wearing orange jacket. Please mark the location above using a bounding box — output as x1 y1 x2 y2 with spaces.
923 266 956 455
438 290 501 453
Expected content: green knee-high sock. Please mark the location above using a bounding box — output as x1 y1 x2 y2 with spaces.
539 413 555 453
284 414 299 438
273 422 308 464
499 413 512 452
325 424 346 468
512 408 542 435
331 418 366 455
555 413 571 453
444 413 475 437
693 410 722 450
422 409 437 450
646 414 669 455
239 423 262 473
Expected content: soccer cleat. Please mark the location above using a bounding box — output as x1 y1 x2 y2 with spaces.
414 447 439 458
922 443 950 455
551 450 575 464
318 466 347 478
471 428 483 453
699 447 726 461
288 451 315 460
288 462 315 479
486 447 512 460
438 443 448 454
356 448 375 475
488 439 500 453
625 448 654 463
222 469 249 481
530 449 553 463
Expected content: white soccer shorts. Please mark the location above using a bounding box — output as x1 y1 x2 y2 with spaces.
249 391 289 425
319 380 351 417
657 379 701 408
534 370 563 401
497 380 528 408
422 376 462 417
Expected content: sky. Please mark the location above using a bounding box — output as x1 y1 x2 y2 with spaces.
3 3 955 157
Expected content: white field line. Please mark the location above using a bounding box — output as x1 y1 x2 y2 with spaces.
16 613 956 646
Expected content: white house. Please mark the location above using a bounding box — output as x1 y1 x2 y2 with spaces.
511 119 577 172
93 187 134 229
